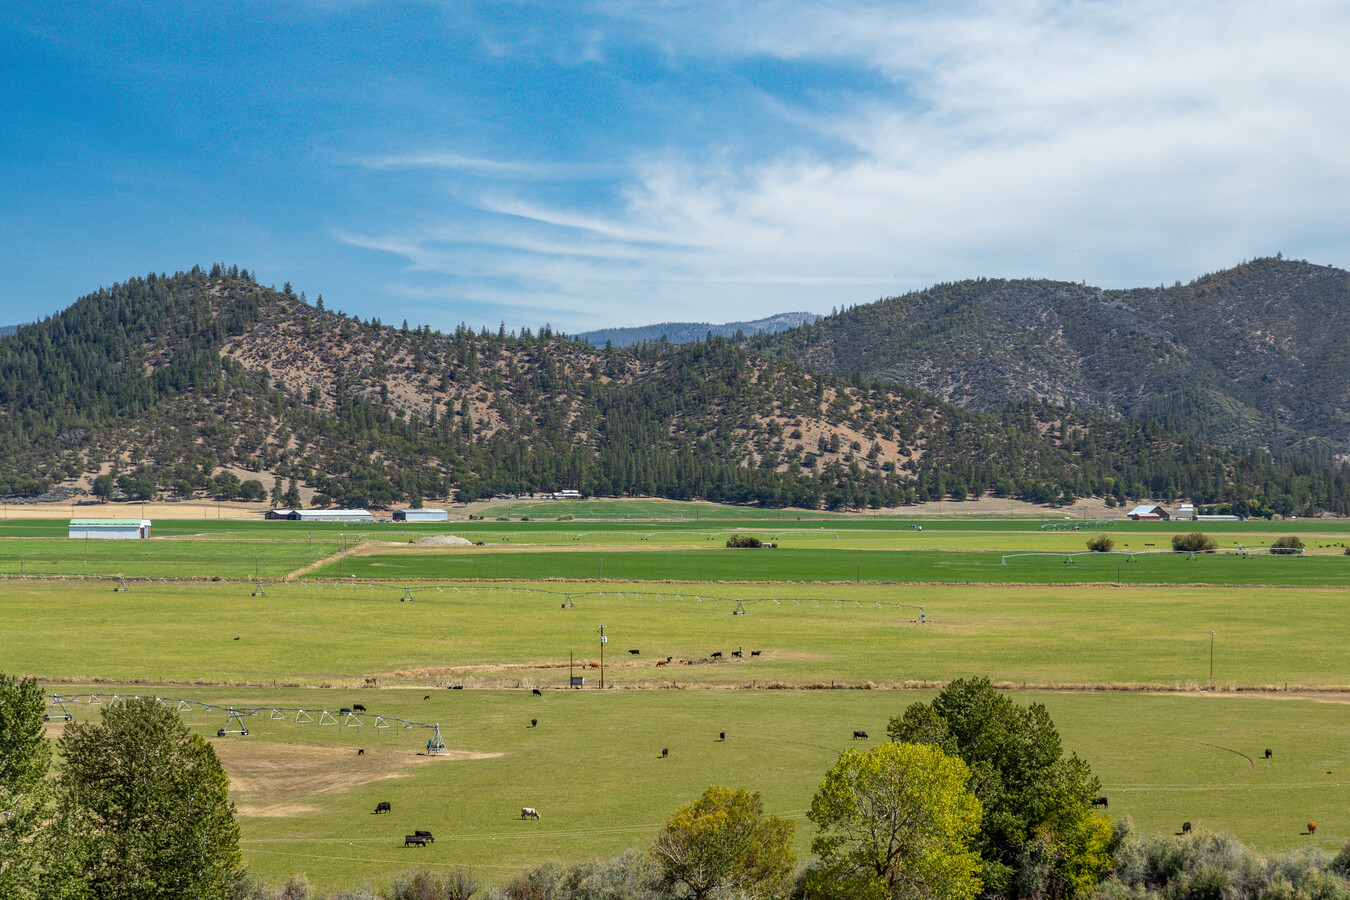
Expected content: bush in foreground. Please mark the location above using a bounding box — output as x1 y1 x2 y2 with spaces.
1172 532 1218 552
1271 535 1305 554
1086 535 1115 552
1091 820 1350 899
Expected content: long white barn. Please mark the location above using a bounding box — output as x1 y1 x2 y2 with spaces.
68 519 152 540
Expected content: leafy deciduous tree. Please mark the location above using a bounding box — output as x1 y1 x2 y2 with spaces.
653 785 796 899
57 697 243 900
0 673 53 899
806 742 983 900
888 678 1111 898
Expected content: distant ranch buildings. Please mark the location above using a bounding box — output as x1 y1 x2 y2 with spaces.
1125 504 1170 521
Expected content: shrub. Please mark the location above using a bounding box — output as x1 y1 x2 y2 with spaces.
726 534 763 548
389 868 479 900
1086 535 1115 552
1271 536 1305 554
1172 532 1218 552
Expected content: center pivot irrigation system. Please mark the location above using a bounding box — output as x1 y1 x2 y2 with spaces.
42 693 447 755
1000 546 1257 565
309 582 928 620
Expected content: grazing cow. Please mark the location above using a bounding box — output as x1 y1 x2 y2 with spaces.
353 703 366 712
530 718 537 727
1309 822 1317 834
521 807 541 819
853 730 869 740
1265 749 1273 759
629 649 640 655
750 650 761 657
656 660 668 667
732 650 743 658
357 748 365 756
414 830 434 843
711 652 723 659
1092 797 1108 808
1182 822 1192 833
532 688 542 696
233 636 240 641
719 732 726 741
339 708 352 715
423 695 430 700
404 835 428 847
375 801 392 814
452 685 463 690
661 748 669 758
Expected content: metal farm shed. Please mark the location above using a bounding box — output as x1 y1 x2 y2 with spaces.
393 508 449 522
68 519 152 540
284 509 375 523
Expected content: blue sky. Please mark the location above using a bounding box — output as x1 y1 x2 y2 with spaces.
4 1 1347 334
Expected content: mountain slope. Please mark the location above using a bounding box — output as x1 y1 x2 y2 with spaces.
753 258 1350 458
576 312 819 348
1 266 1347 513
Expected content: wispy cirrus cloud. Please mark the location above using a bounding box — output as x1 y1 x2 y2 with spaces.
332 0 1350 332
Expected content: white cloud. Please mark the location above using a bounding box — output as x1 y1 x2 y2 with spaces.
340 0 1350 330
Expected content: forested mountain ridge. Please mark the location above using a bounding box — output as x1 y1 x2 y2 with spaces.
1 265 1348 513
576 312 819 348
752 258 1350 459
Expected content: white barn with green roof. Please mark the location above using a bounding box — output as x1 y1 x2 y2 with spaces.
68 518 152 540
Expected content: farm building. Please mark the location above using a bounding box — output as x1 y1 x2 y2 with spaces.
1196 514 1243 521
1125 504 1170 521
393 508 448 522
552 490 582 500
264 509 296 520
283 509 375 523
68 519 152 540
1175 503 1196 520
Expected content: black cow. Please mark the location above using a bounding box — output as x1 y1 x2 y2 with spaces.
1182 822 1192 833
1091 796 1108 808
424 695 430 700
357 748 365 756
711 652 723 659
1265 749 1273 759
375 801 391 814
719 732 726 741
853 730 869 740
661 748 669 758
530 718 537 727
340 708 352 715
353 703 366 712
451 685 463 690
750 650 761 657
414 830 434 843
629 649 640 655
404 835 428 847
732 650 743 658
532 688 542 696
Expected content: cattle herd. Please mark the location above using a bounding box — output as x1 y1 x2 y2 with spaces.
354 693 1289 848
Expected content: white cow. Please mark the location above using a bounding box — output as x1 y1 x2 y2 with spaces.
521 807 541 820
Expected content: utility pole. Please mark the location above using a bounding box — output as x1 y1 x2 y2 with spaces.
1209 631 1217 689
597 625 609 689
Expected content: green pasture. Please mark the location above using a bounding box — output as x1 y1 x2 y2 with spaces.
0 536 331 579
6 579 1349 688
41 687 1350 890
319 545 1350 586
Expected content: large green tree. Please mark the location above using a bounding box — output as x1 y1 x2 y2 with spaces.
0 674 54 899
888 678 1111 899
57 697 242 900
806 742 982 900
652 785 796 899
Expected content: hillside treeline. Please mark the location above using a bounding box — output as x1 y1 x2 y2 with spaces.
3 267 1350 514
752 257 1350 458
